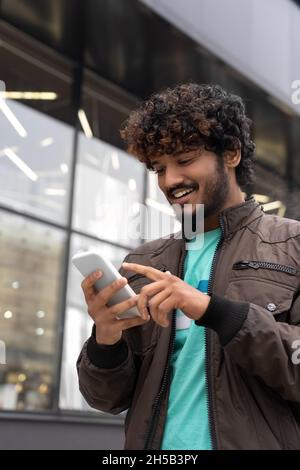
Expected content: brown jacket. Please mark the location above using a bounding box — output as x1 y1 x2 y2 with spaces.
77 197 300 450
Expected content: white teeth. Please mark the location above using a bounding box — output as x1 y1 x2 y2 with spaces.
173 189 194 199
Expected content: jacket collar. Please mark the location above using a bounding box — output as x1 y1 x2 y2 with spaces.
173 196 263 243
218 196 263 238
149 197 263 271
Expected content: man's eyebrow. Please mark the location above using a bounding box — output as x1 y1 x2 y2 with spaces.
150 154 195 167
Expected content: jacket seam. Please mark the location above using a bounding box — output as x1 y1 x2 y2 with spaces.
247 225 300 244
127 235 180 256
226 275 297 292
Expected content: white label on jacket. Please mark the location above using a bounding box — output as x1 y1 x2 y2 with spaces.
176 312 192 330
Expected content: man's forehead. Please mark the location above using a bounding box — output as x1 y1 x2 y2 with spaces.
149 149 201 166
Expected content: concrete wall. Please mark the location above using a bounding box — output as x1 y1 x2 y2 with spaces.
141 0 300 115
0 414 124 450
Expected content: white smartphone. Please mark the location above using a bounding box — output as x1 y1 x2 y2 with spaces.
72 250 141 319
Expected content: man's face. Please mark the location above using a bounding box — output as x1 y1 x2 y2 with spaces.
149 148 230 219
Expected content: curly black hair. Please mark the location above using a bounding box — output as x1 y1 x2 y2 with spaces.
120 83 255 188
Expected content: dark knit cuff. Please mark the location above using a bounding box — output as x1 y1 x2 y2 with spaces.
195 294 250 346
86 324 128 369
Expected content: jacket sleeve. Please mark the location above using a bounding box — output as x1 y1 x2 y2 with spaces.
76 255 138 415
196 292 300 404
76 335 137 414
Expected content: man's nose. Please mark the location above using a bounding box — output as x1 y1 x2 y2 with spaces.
163 166 185 189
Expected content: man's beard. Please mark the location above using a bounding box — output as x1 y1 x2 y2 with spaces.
202 157 230 219
174 158 230 237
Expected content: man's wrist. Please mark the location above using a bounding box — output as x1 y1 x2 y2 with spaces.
194 294 211 321
87 324 128 368
195 294 249 346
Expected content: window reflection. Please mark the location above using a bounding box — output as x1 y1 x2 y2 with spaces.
59 234 128 411
0 100 73 225
292 117 300 185
0 211 66 411
145 171 181 241
73 134 145 248
253 97 287 175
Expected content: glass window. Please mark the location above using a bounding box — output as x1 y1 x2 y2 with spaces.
291 117 300 186
251 163 299 219
59 233 128 412
253 97 287 175
0 100 73 225
0 211 66 411
1 0 83 62
0 21 74 125
73 134 145 248
84 0 214 99
145 171 181 241
81 69 137 148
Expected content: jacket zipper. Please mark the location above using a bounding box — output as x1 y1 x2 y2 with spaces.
205 216 225 450
127 273 144 283
233 260 298 276
144 257 186 449
144 218 225 450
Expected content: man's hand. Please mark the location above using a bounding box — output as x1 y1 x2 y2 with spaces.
81 270 150 345
122 262 211 328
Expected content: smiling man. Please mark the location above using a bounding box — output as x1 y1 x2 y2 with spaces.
77 83 300 450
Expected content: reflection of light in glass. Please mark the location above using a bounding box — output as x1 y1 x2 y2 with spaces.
0 98 27 137
85 153 99 166
146 197 175 216
18 373 26 382
253 194 270 204
148 172 158 200
78 109 93 138
60 163 69 174
3 148 38 181
40 137 54 147
128 179 137 191
132 202 140 215
45 188 66 196
0 91 57 100
15 383 23 393
35 328 44 336
0 146 18 157
36 310 46 319
263 200 286 217
111 151 120 170
4 311 13 319
38 383 49 394
11 281 20 289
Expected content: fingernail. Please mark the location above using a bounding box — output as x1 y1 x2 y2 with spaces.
95 271 102 278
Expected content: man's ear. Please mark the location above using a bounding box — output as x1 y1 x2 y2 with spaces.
224 148 241 168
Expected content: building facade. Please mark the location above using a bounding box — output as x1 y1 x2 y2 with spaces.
0 0 299 449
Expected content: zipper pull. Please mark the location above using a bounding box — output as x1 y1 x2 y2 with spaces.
248 261 260 269
160 265 169 273
233 260 251 270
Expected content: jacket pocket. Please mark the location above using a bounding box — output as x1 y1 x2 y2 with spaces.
233 260 298 276
225 277 296 322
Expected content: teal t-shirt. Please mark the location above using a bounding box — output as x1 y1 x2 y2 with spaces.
160 228 221 450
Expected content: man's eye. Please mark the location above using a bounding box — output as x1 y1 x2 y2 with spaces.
178 158 193 165
153 168 165 175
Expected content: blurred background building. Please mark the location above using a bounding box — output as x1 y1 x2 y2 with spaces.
0 0 300 449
